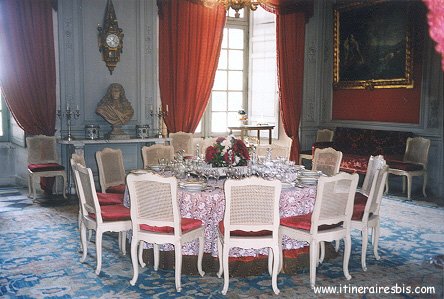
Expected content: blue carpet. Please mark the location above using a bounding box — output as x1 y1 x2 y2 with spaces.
0 188 443 298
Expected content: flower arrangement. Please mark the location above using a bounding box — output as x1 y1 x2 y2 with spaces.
205 135 250 167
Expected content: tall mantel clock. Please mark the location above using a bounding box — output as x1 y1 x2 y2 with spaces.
97 0 123 75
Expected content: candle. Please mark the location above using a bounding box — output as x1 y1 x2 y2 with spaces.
149 104 153 113
66 103 70 111
166 104 169 112
76 105 79 111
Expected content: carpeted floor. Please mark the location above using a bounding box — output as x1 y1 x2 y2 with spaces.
0 187 443 298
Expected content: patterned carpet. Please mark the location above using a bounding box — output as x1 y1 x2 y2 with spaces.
0 187 443 298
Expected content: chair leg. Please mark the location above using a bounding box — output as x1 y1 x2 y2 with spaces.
361 227 369 271
138 241 146 268
28 174 32 198
197 236 205 277
271 246 280 295
217 237 223 278
309 241 318 288
406 175 412 199
385 174 389 194
422 173 427 197
79 221 88 263
61 174 67 199
120 231 127 255
335 239 340 252
268 247 273 276
222 245 230 295
402 176 407 194
174 243 182 292
130 237 139 286
95 229 103 275
343 235 352 281
33 176 37 200
319 242 325 264
373 221 381 261
153 243 160 271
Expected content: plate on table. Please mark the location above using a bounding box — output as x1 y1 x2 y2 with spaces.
149 165 163 172
281 182 295 190
179 179 207 191
130 169 149 175
298 177 318 185
299 170 322 177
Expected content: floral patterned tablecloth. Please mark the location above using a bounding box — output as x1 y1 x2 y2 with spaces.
125 182 316 257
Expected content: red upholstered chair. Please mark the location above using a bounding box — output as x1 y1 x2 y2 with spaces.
351 164 388 271
95 148 126 194
126 172 205 292
217 177 282 295
72 162 131 275
312 147 343 176
386 137 430 199
26 135 67 200
299 129 334 165
280 172 359 288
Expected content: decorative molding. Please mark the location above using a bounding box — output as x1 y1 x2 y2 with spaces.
145 25 152 55
64 17 73 50
304 101 315 122
427 96 439 128
307 42 316 63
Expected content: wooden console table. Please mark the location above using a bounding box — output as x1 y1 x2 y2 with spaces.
228 124 275 144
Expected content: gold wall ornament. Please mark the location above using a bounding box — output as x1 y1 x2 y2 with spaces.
97 0 124 75
201 0 266 18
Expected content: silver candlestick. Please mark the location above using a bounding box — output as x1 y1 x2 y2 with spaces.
57 104 80 141
150 105 168 138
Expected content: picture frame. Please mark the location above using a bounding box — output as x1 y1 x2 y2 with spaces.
333 1 414 90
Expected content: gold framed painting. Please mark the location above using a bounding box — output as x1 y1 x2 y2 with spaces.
333 1 414 90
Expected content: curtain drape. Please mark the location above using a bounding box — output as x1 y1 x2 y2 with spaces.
0 0 57 195
0 0 57 136
261 1 311 162
158 0 226 133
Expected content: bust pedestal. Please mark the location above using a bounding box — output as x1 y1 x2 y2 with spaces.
107 125 130 140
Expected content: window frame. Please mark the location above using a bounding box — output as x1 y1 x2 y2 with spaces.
0 90 10 142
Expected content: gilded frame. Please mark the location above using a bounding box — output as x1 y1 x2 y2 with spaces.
333 1 414 90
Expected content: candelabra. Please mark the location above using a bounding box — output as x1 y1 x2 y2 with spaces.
150 105 168 138
57 104 80 141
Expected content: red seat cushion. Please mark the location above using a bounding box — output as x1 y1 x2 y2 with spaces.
218 221 272 237
352 193 368 221
388 161 424 171
140 218 202 234
28 163 65 172
105 184 126 194
97 192 124 205
280 213 342 231
88 204 130 221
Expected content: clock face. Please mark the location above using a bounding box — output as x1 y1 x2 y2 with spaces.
106 34 119 48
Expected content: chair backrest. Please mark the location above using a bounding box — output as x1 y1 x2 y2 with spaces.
404 137 431 167
127 173 180 235
169 131 194 156
141 144 175 168
71 161 102 223
360 155 386 196
71 153 86 167
312 147 343 176
26 135 59 164
256 144 290 160
311 172 359 234
363 165 388 219
96 148 126 192
223 177 282 237
316 129 334 142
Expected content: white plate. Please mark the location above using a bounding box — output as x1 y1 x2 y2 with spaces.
150 165 163 172
299 170 322 177
299 177 318 185
281 182 295 189
130 169 149 175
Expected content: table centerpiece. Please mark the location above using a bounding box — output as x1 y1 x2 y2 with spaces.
205 135 250 168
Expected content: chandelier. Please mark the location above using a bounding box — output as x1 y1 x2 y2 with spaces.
218 0 267 18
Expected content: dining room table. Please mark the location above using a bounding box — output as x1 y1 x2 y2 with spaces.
124 171 317 258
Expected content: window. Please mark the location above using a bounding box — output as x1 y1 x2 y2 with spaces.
197 9 249 136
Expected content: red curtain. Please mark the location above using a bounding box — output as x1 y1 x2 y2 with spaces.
0 0 57 136
0 0 57 194
158 0 226 133
262 1 311 162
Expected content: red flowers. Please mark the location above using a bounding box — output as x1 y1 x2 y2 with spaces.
205 136 250 167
